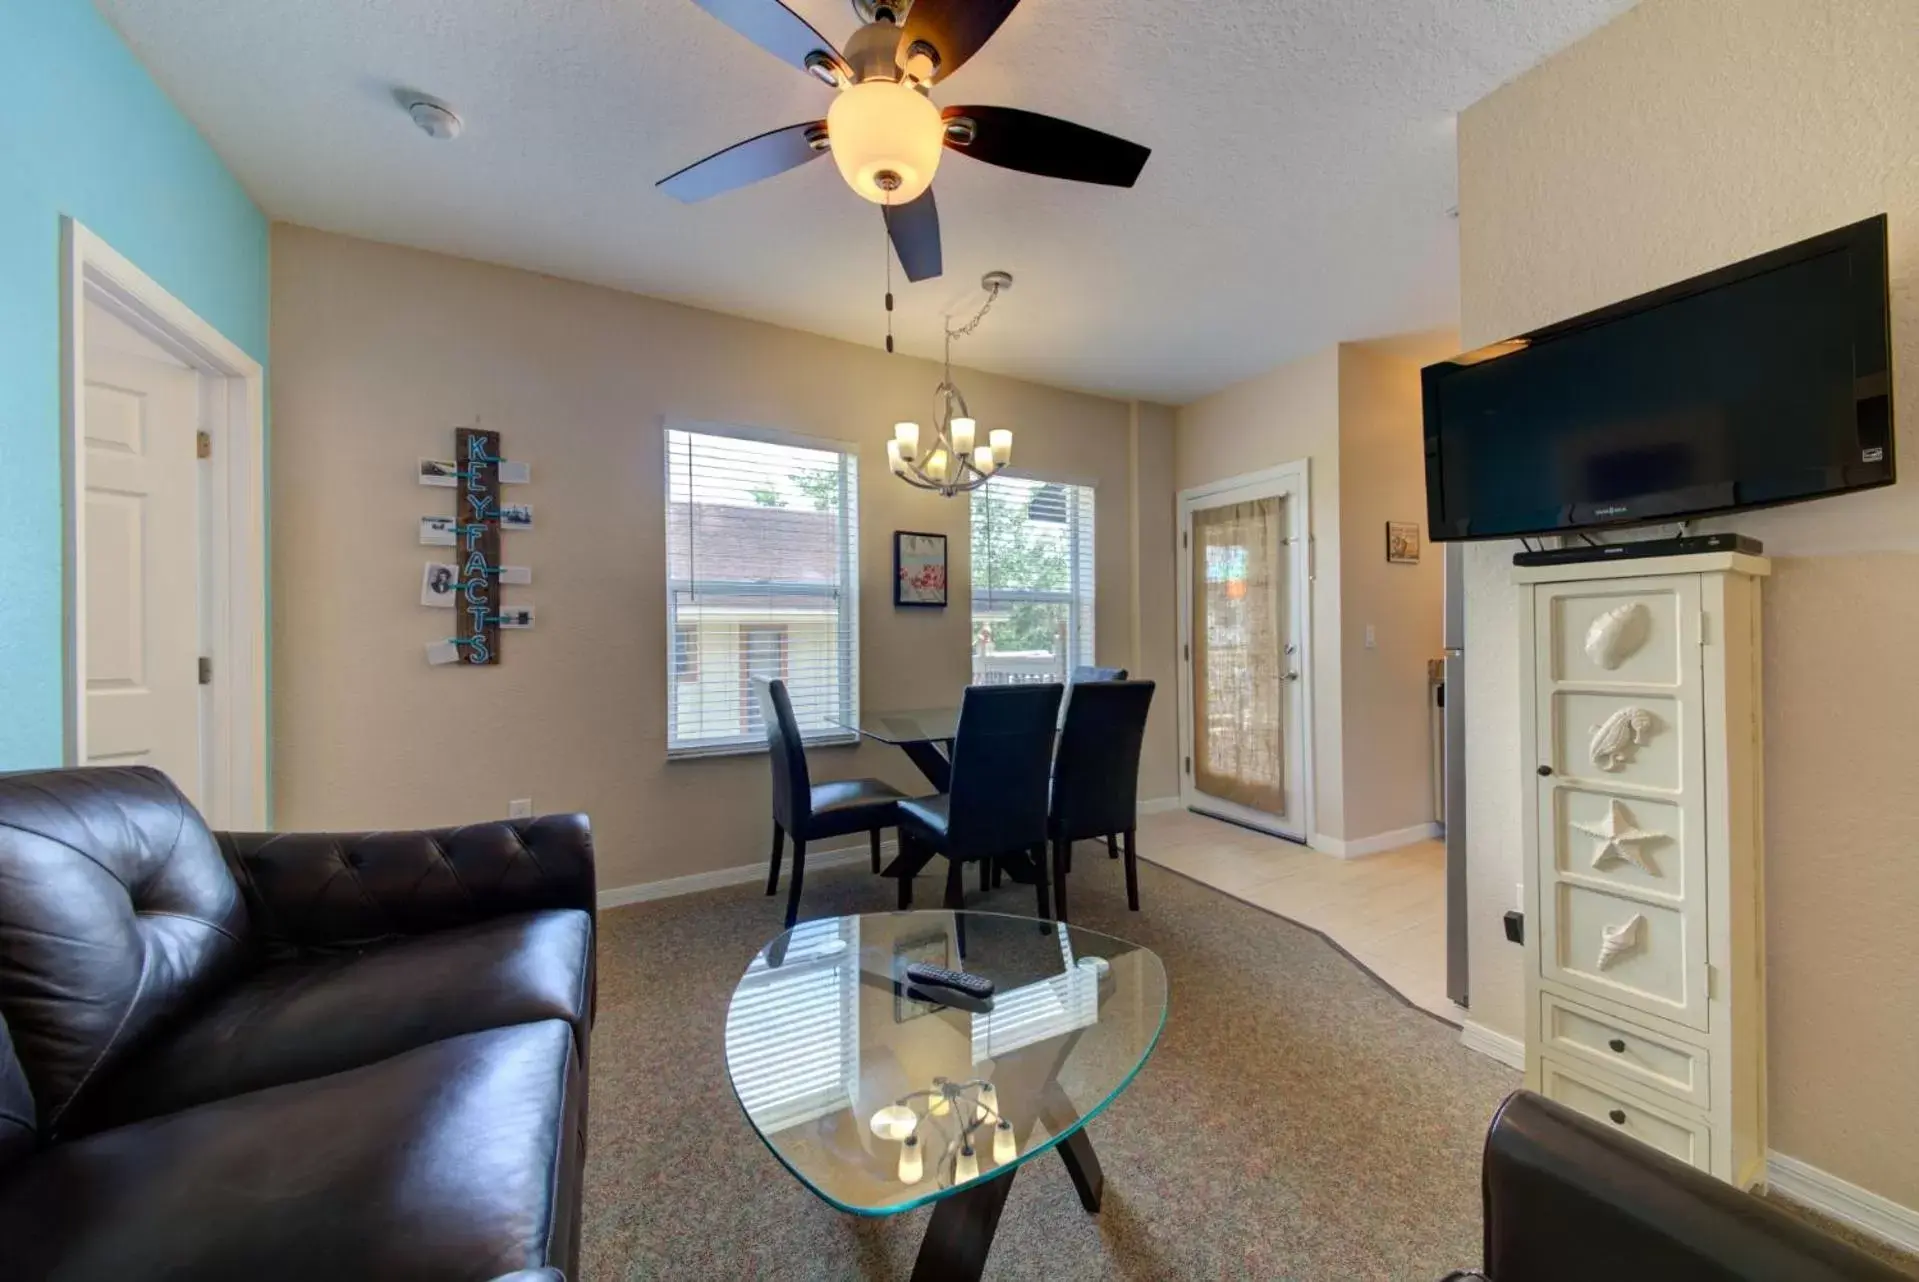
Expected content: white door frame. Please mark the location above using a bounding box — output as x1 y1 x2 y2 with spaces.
1176 458 1315 842
60 218 268 829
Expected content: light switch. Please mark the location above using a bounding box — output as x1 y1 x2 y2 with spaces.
509 799 534 819
1364 624 1377 649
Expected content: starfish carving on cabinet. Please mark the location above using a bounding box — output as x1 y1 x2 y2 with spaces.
1573 799 1664 873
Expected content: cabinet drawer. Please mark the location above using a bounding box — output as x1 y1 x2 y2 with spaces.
1539 1056 1711 1171
1541 991 1709 1109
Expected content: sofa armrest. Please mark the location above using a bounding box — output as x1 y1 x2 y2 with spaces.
1482 1091 1908 1282
218 813 596 953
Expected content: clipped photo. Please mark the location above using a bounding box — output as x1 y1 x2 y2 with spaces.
418 458 459 487
500 503 533 530
419 515 457 546
420 562 459 608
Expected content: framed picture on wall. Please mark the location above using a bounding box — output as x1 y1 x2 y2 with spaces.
894 531 948 607
1386 521 1421 565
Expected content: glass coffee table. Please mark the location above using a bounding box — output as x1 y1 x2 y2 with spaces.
724 911 1168 1282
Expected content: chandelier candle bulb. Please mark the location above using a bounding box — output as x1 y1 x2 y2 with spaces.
926 448 951 484
870 1104 918 1141
886 439 908 476
950 417 976 456
972 445 996 476
894 422 920 462
989 429 1013 465
954 1145 979 1184
897 1134 923 1184
993 1120 1017 1164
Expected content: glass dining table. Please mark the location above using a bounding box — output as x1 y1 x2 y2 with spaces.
833 707 963 792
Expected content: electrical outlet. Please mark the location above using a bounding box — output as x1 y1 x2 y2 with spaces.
508 799 533 819
1363 624 1377 649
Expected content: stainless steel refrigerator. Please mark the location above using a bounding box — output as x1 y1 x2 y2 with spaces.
1443 543 1469 1008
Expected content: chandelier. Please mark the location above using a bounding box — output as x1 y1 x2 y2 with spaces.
869 1076 1018 1186
887 271 1013 496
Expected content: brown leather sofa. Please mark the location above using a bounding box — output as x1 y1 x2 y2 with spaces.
0 766 595 1281
1449 1091 1911 1282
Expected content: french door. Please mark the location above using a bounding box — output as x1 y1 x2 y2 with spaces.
1176 461 1312 842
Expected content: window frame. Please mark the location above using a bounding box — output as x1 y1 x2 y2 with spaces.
968 472 1098 682
664 419 861 758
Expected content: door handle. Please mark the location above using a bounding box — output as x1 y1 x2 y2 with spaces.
1283 671 1299 682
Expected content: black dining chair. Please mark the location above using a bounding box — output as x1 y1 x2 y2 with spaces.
1069 665 1128 683
894 683 1064 918
1048 679 1155 922
756 678 905 929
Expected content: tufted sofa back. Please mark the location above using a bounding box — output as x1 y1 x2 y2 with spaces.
0 767 250 1151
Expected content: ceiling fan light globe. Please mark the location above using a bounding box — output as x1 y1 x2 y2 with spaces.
827 80 943 204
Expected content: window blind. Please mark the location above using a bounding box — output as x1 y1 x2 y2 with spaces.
665 424 859 755
970 926 1099 1062
970 476 1096 686
725 918 860 1135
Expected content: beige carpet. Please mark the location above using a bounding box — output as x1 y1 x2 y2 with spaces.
581 847 1520 1280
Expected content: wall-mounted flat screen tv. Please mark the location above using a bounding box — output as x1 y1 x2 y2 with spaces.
1423 215 1893 542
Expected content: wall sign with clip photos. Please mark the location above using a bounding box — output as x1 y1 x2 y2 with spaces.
420 425 536 667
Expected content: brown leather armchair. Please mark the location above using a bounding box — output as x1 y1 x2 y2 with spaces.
0 766 596 1281
1450 1091 1910 1282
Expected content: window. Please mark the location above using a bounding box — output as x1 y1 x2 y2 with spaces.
666 424 859 755
673 624 699 682
724 918 860 1134
970 476 1096 686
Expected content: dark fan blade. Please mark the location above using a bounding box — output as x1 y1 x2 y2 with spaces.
689 0 850 82
657 121 828 203
883 189 942 283
943 106 1150 187
897 0 1021 83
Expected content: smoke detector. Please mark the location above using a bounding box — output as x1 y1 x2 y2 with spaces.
406 97 464 141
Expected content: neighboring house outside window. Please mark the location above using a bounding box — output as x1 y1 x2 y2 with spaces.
665 423 859 755
970 476 1096 686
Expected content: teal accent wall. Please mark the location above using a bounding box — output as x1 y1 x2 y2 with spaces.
0 1 268 770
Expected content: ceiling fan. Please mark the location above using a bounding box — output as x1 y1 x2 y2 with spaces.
657 0 1151 283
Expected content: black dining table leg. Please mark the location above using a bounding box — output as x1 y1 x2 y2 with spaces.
908 1166 1018 1282
899 739 952 792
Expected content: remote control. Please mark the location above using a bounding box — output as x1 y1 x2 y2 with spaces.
905 963 996 1001
904 984 994 1014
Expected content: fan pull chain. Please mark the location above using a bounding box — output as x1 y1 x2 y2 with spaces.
882 204 895 354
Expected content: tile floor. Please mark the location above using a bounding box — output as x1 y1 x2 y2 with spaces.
1131 807 1459 1020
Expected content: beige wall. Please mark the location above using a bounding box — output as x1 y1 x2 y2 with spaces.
1457 0 1919 1207
1176 346 1346 839
1336 339 1449 839
269 226 1178 890
1130 401 1181 800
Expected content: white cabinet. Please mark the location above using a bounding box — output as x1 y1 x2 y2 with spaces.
1516 553 1768 1188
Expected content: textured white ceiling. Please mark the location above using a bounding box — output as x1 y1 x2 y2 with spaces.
98 0 1634 402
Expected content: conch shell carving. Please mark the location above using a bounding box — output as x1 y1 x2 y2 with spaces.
1597 914 1644 971
1589 706 1655 771
1584 602 1650 670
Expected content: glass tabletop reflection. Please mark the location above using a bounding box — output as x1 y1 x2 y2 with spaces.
723 911 1167 1217
835 707 962 745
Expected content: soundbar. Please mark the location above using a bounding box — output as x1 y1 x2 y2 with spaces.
1512 532 1764 568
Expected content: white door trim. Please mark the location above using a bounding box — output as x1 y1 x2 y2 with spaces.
1176 458 1315 842
60 219 268 829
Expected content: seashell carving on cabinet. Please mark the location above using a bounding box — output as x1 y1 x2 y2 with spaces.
1589 706 1656 771
1584 602 1650 670
1597 914 1644 971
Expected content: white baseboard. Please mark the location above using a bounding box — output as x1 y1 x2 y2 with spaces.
598 839 893 910
1766 1151 1919 1255
1137 797 1182 815
1459 1020 1526 1070
1316 822 1442 860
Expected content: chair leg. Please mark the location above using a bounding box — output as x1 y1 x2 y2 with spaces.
783 839 808 929
1106 834 1119 861
765 824 786 896
897 833 916 910
870 828 883 875
944 855 965 911
1123 829 1140 912
1033 843 1052 922
1051 838 1070 924
992 859 1003 889
979 856 992 895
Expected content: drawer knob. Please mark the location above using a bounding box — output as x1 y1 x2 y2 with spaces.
1608 1108 1627 1125
1537 765 1554 777
1608 1038 1627 1053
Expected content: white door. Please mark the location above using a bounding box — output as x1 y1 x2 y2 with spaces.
1177 462 1313 841
80 310 205 802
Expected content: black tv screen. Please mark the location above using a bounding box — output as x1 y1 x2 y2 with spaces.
1423 215 1893 541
